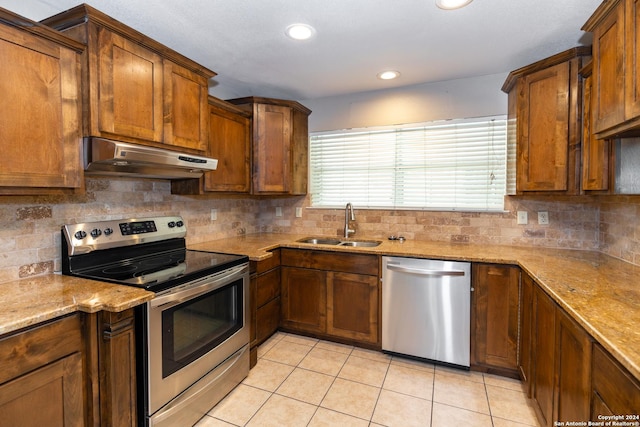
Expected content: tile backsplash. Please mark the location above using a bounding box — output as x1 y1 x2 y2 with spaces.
0 177 638 284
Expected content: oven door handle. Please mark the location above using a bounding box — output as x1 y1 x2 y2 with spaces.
151 264 247 309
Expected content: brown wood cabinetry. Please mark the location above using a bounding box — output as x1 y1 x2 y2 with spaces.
205 98 252 192
591 343 640 418
0 8 84 195
0 309 138 427
249 251 281 368
554 307 592 424
524 273 597 427
471 264 520 375
531 283 558 426
584 0 640 138
42 4 214 152
580 61 611 191
280 249 380 346
0 315 85 426
227 97 311 195
502 47 591 194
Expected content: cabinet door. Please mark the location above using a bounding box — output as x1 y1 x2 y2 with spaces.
582 68 610 191
97 27 164 143
205 103 251 192
253 104 292 193
163 61 209 152
517 62 570 191
326 272 379 344
257 297 281 344
591 344 640 417
592 1 626 133
626 0 640 119
531 285 557 427
472 264 520 371
519 272 534 395
280 267 326 333
0 24 82 191
554 308 592 424
0 352 83 427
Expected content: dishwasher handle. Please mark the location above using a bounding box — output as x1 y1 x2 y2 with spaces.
386 263 466 277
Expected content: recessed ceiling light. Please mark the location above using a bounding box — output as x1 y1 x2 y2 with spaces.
436 0 473 10
377 70 401 80
285 24 315 40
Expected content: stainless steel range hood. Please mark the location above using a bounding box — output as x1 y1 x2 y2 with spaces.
83 138 218 179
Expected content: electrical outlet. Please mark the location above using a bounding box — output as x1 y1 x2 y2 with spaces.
538 211 549 225
295 207 303 218
210 209 217 221
517 211 528 225
275 206 283 217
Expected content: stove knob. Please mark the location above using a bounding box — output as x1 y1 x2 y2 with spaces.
90 228 102 238
74 230 87 240
103 228 113 236
176 220 184 227
168 221 176 228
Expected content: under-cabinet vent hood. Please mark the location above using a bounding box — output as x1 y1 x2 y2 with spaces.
83 138 217 179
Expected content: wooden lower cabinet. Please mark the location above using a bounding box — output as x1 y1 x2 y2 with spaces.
0 315 84 427
249 250 281 367
280 249 380 347
326 272 378 344
0 310 138 427
471 264 520 375
531 284 558 426
591 343 640 417
525 274 598 427
281 266 327 334
554 308 592 424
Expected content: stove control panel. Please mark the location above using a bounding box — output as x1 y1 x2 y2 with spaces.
62 216 187 256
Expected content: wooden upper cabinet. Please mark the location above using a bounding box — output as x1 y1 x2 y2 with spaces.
163 61 209 151
0 8 84 194
584 0 640 137
581 61 611 191
502 47 591 194
96 28 164 143
227 97 311 195
205 98 251 192
42 4 215 152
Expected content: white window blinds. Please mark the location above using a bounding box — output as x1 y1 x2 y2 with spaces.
309 116 507 211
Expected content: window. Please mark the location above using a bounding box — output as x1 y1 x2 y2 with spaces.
309 116 507 211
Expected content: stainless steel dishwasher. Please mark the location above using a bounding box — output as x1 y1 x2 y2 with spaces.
381 256 471 368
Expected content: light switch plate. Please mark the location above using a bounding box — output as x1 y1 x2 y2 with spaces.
295 207 303 218
210 209 217 221
517 211 528 225
275 206 283 217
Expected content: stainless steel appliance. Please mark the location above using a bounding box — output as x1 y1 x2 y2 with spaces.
83 137 218 179
381 256 471 368
61 216 249 427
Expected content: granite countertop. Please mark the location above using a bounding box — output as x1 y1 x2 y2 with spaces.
0 274 154 335
190 233 640 382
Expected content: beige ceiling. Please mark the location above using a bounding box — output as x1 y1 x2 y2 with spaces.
2 0 602 100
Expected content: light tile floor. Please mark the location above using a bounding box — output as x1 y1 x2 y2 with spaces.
196 332 541 427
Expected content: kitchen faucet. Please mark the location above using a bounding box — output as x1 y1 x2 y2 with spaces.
344 203 356 238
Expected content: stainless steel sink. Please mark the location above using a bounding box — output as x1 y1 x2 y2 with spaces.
297 237 342 245
297 237 381 247
338 240 381 247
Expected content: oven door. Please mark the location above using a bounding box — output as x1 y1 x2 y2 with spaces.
146 263 249 417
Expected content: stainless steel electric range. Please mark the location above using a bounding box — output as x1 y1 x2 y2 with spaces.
62 216 250 427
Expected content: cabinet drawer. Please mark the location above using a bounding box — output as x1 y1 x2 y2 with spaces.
257 297 280 344
256 267 281 307
0 314 82 385
591 343 640 415
281 249 378 276
251 250 281 275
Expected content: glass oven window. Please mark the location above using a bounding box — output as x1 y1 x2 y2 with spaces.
161 278 243 378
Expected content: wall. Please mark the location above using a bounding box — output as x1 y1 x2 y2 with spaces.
300 73 508 133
